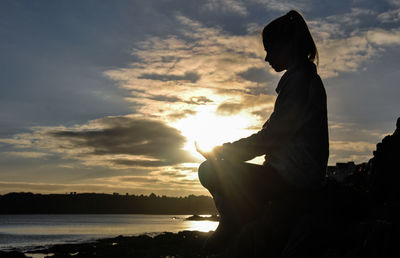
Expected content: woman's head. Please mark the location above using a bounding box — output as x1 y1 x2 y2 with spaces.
262 10 318 72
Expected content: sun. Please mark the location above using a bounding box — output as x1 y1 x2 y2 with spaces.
172 106 257 160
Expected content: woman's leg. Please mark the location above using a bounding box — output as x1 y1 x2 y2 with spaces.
199 160 260 224
198 159 291 252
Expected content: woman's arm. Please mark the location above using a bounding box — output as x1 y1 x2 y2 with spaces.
213 72 314 161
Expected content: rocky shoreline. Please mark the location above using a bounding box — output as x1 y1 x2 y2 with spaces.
0 231 213 258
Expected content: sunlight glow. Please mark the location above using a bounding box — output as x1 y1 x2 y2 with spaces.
172 106 258 159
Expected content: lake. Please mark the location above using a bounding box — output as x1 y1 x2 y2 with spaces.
0 214 218 252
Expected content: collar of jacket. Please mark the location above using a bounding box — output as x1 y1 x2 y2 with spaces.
275 59 316 94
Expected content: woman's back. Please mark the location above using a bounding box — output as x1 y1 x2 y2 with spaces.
265 59 328 189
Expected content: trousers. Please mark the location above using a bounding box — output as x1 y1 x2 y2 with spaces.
198 160 294 226
198 159 315 256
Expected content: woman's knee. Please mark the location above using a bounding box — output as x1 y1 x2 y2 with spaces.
198 160 214 189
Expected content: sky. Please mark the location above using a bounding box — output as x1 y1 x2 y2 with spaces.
0 0 399 196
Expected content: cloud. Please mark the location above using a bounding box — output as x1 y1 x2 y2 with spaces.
252 0 307 12
187 96 214 105
167 109 197 120
109 175 162 183
388 0 400 7
0 14 279 187
51 116 196 166
329 140 376 164
111 159 177 168
238 67 272 84
309 9 400 78
104 15 269 121
2 1 399 195
103 10 397 122
330 140 375 153
138 71 201 83
251 107 274 120
318 34 376 78
2 116 196 169
217 94 275 115
378 8 400 23
202 0 248 16
9 12 394 170
5 151 49 159
147 95 183 103
0 179 207 196
326 119 390 165
366 29 400 45
323 8 377 27
92 167 203 193
217 102 243 115
317 27 400 78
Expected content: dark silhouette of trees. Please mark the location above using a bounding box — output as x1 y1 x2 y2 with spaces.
0 192 217 214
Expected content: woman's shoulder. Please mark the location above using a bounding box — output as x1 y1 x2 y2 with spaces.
277 60 320 94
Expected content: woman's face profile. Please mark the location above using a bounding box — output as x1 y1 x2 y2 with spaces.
264 40 293 72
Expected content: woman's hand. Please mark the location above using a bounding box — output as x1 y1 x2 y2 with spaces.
195 142 212 159
195 142 223 160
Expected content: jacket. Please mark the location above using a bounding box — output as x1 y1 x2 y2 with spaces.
216 60 329 189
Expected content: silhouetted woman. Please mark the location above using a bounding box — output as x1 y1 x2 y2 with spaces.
197 10 329 256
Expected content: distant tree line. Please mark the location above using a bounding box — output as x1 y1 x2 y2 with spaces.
0 192 218 215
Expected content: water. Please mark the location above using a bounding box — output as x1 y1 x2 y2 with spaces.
0 214 218 252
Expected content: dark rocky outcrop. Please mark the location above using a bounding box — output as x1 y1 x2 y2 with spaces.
284 117 400 257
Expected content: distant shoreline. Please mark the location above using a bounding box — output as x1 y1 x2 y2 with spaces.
0 192 218 215
185 214 220 221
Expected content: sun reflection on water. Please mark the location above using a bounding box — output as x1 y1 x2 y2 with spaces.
184 220 219 232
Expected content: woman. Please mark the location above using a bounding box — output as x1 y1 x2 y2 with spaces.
197 10 329 255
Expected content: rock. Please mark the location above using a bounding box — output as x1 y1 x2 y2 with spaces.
27 231 213 258
0 251 27 258
394 117 399 136
186 214 220 221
